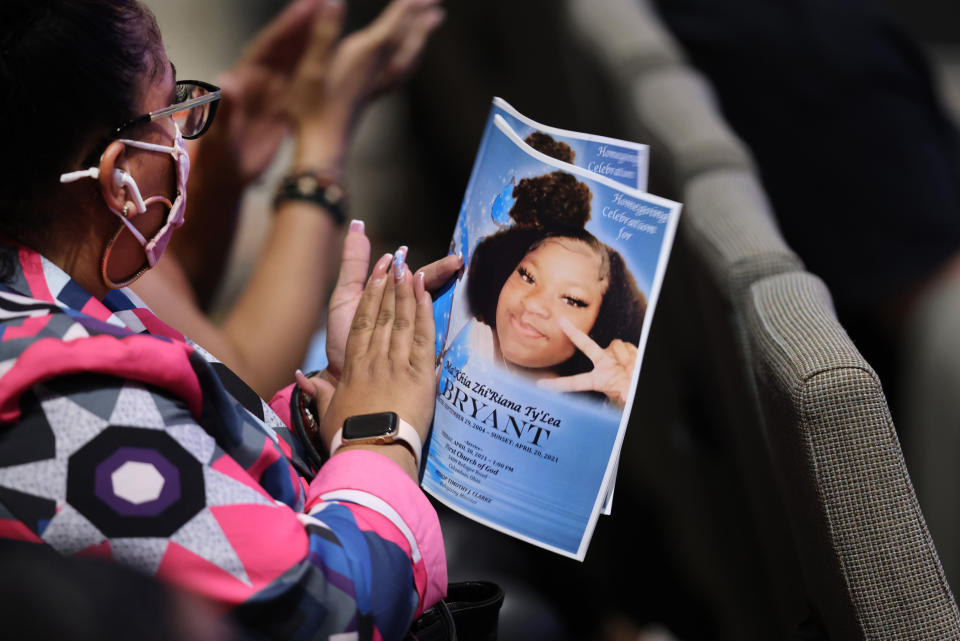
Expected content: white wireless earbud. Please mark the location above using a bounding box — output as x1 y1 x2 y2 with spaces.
112 168 129 188
111 168 147 214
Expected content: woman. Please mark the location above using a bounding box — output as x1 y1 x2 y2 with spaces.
0 1 451 639
465 171 647 407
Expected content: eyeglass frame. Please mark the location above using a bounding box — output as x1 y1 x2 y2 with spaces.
80 79 221 168
112 79 222 141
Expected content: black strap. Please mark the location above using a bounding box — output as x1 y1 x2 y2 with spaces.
406 581 503 641
435 600 457 641
273 170 347 225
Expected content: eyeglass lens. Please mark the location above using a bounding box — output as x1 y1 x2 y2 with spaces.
172 83 212 138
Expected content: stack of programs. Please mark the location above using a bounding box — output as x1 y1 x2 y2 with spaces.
425 98 681 560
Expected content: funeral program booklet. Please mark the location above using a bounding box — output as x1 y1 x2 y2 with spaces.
423 98 681 560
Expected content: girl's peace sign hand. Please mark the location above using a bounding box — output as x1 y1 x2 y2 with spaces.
536 317 638 408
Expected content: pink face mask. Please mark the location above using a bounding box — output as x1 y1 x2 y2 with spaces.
60 126 191 275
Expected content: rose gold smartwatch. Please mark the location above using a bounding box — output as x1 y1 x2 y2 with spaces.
329 411 422 468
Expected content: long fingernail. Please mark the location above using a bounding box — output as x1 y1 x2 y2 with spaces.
415 270 428 302
393 246 408 280
349 219 364 234
373 253 392 279
295 369 313 395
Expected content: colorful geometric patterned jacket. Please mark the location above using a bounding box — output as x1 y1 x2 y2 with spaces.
0 244 446 640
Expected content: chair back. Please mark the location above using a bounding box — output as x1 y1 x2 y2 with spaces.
746 271 960 640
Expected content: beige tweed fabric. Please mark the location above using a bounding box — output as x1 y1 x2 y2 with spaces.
747 271 960 640
563 0 687 79
679 169 811 634
682 168 803 310
626 68 754 195
562 0 751 198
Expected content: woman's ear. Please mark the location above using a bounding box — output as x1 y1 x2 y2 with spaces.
97 140 128 213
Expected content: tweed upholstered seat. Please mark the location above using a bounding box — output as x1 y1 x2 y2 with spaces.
563 0 753 199
561 0 960 637
678 167 817 635
565 0 809 635
623 67 755 198
682 167 802 310
565 0 687 79
747 271 960 640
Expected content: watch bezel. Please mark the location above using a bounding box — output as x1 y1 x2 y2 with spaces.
342 411 400 443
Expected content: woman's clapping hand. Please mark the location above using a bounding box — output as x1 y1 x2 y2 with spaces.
318 248 437 479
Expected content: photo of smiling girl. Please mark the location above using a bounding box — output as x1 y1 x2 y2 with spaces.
422 105 679 558
464 170 647 408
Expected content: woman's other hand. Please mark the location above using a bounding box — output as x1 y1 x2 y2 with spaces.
320 248 437 480
286 0 445 170
194 0 444 185
199 0 330 187
536 317 639 409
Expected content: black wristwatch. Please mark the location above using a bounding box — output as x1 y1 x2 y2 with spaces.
273 170 347 225
330 411 422 468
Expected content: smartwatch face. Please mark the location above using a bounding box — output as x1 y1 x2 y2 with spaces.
342 412 399 440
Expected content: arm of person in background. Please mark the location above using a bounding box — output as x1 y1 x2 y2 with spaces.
133 0 446 399
157 0 335 311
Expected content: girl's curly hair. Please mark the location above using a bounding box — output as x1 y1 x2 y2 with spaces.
509 171 592 229
524 132 575 164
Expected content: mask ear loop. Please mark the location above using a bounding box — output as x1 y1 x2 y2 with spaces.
100 223 150 289
64 138 184 288
100 195 176 288
98 166 178 285
111 142 184 267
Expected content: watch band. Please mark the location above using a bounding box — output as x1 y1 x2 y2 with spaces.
273 169 347 225
329 417 423 469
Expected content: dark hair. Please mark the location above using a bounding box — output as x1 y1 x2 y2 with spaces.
467 172 647 377
0 0 163 246
524 132 575 164
509 171 592 229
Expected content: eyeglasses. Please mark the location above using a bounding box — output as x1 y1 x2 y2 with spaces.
114 79 221 140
